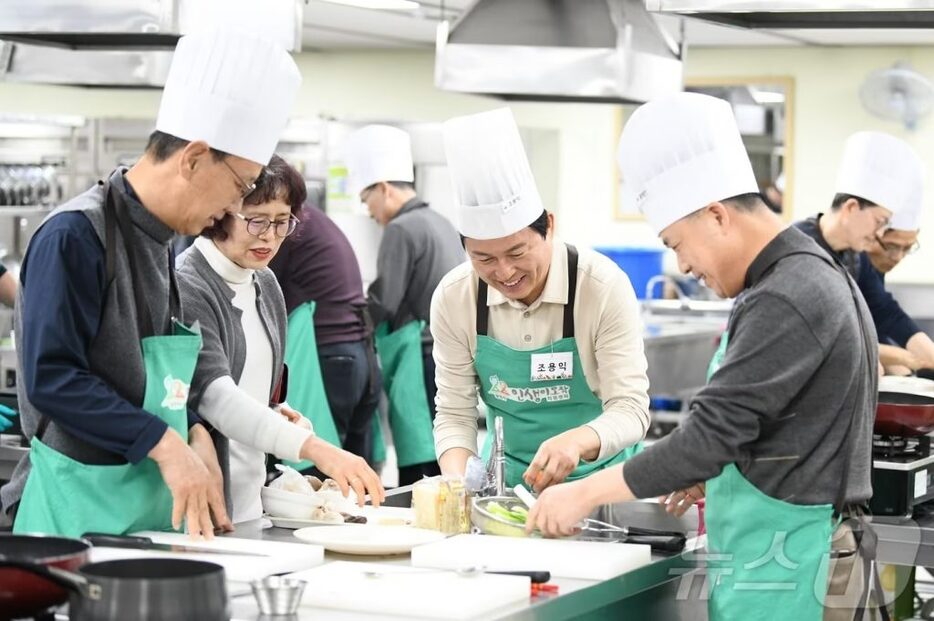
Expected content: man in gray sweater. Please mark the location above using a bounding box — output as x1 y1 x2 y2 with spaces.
345 125 464 484
528 93 877 621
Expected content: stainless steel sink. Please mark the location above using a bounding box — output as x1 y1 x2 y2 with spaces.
642 312 724 397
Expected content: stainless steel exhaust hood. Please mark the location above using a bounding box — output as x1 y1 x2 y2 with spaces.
0 0 302 87
646 1 934 30
435 0 684 104
0 0 303 50
0 40 172 88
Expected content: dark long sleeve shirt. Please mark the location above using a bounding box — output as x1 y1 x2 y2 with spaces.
268 205 368 347
796 215 921 347
624 227 875 506
856 259 921 346
367 198 464 332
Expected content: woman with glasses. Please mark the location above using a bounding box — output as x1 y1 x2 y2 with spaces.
177 155 384 523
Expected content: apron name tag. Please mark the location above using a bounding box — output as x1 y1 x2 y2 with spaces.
530 352 573 381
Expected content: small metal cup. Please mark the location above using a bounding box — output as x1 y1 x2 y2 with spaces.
250 576 307 617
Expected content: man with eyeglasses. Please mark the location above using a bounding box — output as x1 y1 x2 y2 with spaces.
344 125 464 485
863 193 934 373
1 29 301 538
795 131 933 373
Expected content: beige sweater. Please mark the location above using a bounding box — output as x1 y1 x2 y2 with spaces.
430 241 651 461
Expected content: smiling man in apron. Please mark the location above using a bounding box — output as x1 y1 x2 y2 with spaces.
0 29 301 538
431 108 650 492
526 93 880 620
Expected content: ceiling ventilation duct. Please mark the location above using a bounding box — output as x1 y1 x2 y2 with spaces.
645 1 934 29
0 0 302 87
435 0 684 104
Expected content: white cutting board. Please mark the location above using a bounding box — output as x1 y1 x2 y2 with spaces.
290 561 530 620
88 531 324 582
411 535 650 581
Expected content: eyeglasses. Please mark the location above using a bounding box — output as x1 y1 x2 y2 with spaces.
234 213 299 238
875 234 921 257
221 159 258 199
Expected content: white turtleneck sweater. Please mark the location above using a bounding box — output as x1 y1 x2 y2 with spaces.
194 238 314 523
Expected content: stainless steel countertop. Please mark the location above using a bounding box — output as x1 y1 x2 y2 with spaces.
226 500 705 621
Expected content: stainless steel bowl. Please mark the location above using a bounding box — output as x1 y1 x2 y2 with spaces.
471 496 537 538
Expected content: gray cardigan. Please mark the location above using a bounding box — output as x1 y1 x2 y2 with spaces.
175 243 288 512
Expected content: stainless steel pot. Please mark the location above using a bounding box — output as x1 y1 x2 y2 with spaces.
0 548 230 621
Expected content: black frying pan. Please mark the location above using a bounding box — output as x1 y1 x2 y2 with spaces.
0 534 229 621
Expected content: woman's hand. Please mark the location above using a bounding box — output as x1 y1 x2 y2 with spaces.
276 402 311 429
300 436 385 507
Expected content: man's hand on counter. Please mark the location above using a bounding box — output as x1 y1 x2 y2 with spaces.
149 426 232 539
188 423 234 534
526 463 636 537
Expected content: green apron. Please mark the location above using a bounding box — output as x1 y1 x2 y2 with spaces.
704 280 844 620
374 320 436 467
475 245 642 489
282 301 341 470
15 182 202 537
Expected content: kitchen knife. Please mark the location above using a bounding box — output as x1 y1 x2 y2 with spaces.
82 533 270 557
364 482 419 505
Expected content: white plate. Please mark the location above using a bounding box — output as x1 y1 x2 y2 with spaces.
293 525 447 555
880 375 934 397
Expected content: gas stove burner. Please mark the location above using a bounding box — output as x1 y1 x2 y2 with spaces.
872 434 931 459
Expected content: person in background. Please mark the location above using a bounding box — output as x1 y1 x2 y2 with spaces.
432 108 650 492
177 155 384 523
344 125 464 485
0 263 15 308
269 202 382 465
1 29 301 537
528 92 877 621
865 193 927 374
794 131 934 372
761 172 784 215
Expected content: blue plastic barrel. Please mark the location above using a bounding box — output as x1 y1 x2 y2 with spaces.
592 247 664 299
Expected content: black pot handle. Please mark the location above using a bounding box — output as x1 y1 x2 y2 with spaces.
0 558 101 600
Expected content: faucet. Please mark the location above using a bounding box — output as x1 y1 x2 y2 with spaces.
465 416 506 497
644 275 691 309
488 416 506 496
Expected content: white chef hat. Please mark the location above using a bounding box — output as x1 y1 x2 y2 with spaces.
443 108 544 240
156 28 301 166
343 125 415 196
617 92 759 235
835 131 924 231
